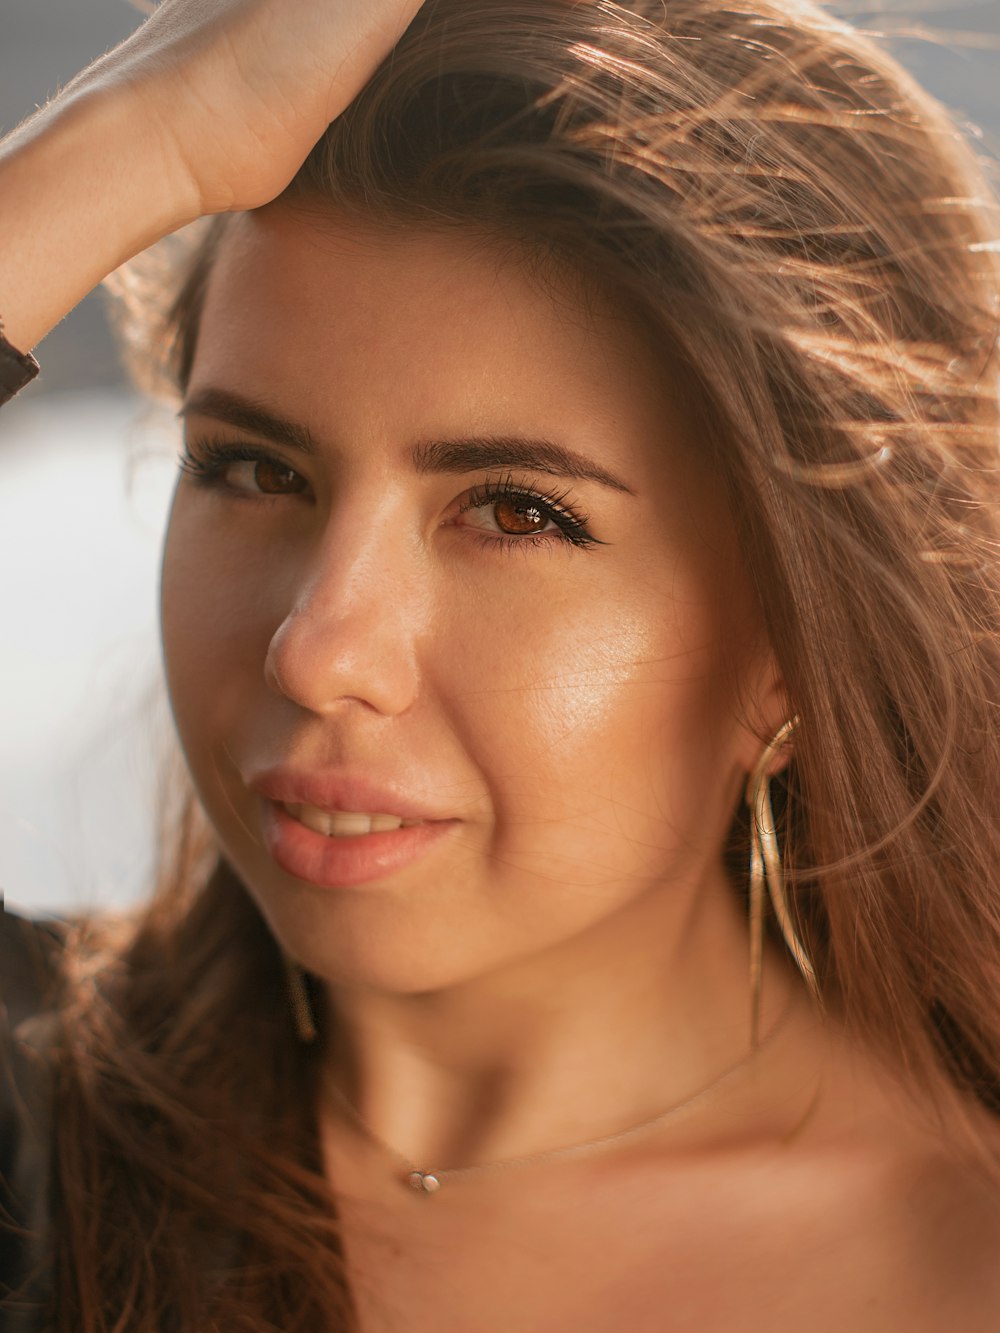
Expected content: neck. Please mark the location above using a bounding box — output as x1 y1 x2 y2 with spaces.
315 865 805 1177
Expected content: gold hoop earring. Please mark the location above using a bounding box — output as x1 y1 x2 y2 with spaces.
283 952 318 1044
746 717 820 1047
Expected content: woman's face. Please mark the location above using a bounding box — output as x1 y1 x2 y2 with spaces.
161 206 781 993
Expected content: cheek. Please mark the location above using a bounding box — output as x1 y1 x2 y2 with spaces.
159 500 277 761
435 555 744 857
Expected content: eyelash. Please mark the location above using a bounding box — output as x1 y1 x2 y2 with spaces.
178 440 301 493
455 474 598 550
177 440 602 551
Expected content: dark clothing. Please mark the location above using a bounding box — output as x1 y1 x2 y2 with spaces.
0 330 40 406
1 909 62 1332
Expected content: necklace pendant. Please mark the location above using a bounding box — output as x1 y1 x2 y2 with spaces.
407 1170 441 1194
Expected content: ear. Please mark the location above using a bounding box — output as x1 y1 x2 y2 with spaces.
736 652 794 777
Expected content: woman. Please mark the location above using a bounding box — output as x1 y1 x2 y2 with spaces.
2 0 1000 1328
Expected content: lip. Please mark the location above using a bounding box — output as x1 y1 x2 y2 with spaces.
247 767 450 822
259 799 455 889
247 766 458 889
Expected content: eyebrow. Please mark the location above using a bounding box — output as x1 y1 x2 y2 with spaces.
179 387 636 496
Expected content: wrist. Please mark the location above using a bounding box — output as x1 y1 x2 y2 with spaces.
0 82 201 352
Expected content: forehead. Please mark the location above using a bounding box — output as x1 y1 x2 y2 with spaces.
199 203 627 352
190 205 688 486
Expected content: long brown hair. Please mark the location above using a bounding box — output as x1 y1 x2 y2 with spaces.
34 0 1000 1326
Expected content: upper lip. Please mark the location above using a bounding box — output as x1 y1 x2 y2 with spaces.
247 767 454 821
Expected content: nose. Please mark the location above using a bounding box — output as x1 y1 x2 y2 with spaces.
264 505 424 718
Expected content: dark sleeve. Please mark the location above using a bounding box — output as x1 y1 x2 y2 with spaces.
0 327 41 406
0 907 64 1330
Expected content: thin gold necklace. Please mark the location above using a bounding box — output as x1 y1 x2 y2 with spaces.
321 1003 793 1195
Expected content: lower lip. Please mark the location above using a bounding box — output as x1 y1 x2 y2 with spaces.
259 800 455 889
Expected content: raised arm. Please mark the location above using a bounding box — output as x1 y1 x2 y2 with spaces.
0 0 426 364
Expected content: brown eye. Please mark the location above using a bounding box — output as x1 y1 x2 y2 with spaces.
253 459 307 495
452 479 598 549
493 498 549 535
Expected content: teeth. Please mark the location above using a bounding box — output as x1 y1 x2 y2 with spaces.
283 803 423 837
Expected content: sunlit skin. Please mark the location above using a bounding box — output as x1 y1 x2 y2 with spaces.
161 202 808 1190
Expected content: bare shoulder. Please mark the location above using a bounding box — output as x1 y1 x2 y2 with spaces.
772 1038 1000 1331
889 1121 1000 1321
625 1014 1000 1332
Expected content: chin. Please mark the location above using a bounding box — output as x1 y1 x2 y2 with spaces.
244 876 508 998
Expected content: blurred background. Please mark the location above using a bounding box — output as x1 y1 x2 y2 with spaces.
0 0 998 917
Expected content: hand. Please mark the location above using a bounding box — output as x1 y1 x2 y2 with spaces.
67 0 428 218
